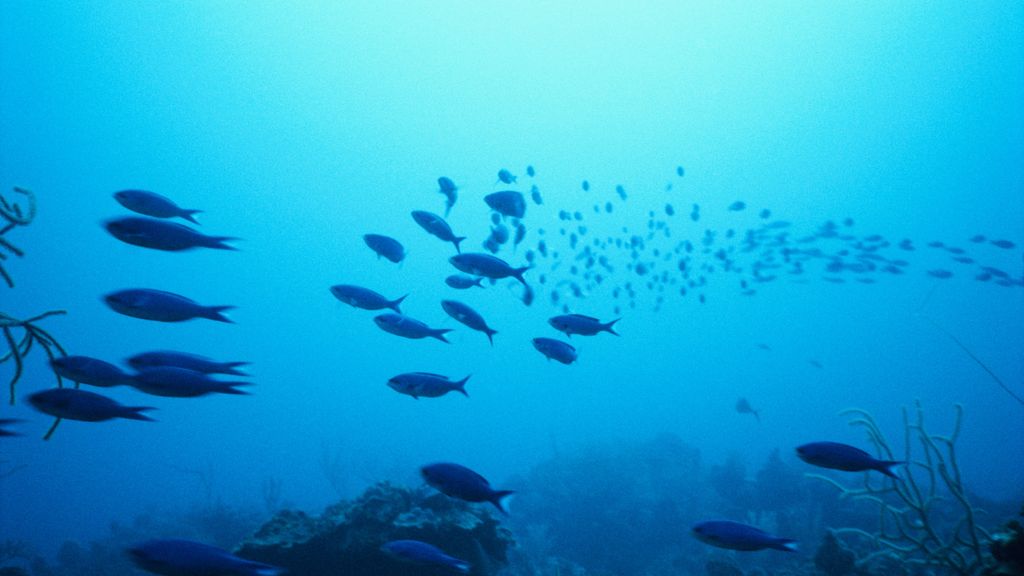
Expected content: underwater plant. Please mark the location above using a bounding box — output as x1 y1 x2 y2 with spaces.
0 187 36 288
809 401 993 575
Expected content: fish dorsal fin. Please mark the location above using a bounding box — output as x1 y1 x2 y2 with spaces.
571 314 601 322
411 372 447 379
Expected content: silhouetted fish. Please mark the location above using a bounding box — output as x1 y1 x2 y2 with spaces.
104 289 234 323
381 540 470 574
113 190 201 224
387 372 469 399
363 233 405 263
421 462 514 513
28 388 154 422
796 441 902 478
692 521 797 552
105 217 236 251
129 538 283 576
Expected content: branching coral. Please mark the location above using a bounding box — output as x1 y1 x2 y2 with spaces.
0 187 37 288
809 401 992 575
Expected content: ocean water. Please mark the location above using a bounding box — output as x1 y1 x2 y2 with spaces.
1 2 1022 574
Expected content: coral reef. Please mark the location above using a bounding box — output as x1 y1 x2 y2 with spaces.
236 481 513 576
984 509 1024 576
0 187 36 288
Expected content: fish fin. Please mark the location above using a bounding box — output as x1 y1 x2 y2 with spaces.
456 375 471 397
389 294 408 313
431 328 453 343
513 266 530 287
603 318 621 336
878 460 903 478
203 305 236 323
222 361 251 376
773 539 799 552
453 236 466 254
753 410 761 423
490 490 515 514
123 407 157 422
485 329 497 346
220 382 252 395
180 209 202 225
206 236 240 251
473 278 484 288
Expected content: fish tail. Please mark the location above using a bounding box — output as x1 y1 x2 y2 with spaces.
123 407 157 422
219 382 252 395
773 539 799 552
753 410 761 423
473 277 484 288
203 305 236 323
877 460 904 478
485 329 497 346
181 209 203 225
490 490 515 514
603 318 622 336
453 236 466 254
431 328 453 343
222 361 251 376
206 236 240 251
456 374 471 397
389 294 408 313
513 266 530 287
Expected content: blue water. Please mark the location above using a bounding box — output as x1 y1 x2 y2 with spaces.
1 1 1022 568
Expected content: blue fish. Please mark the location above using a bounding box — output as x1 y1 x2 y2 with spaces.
484 191 526 219
530 185 543 205
441 300 497 345
421 462 514 514
128 538 284 576
105 217 236 251
28 388 154 422
548 314 619 337
411 210 465 253
449 253 529 286
104 289 234 323
387 372 469 399
437 176 458 217
728 200 746 211
113 190 201 224
796 441 902 478
445 274 484 289
373 313 451 343
130 367 250 398
692 520 797 552
526 165 535 177
381 540 470 574
496 168 517 184
50 356 131 387
330 284 406 313
0 418 24 437
363 233 405 263
127 351 249 376
532 337 577 365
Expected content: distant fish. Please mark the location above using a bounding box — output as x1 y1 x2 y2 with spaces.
735 397 760 422
796 441 902 478
526 165 536 177
969 234 986 243
129 538 284 576
381 540 470 574
927 269 953 279
445 274 484 289
530 185 543 205
450 253 529 286
373 313 451 343
548 314 619 337
807 359 823 369
130 367 250 397
437 176 458 217
496 168 517 184
113 190 201 224
581 180 590 192
105 217 236 251
104 289 234 323
532 337 577 365
329 284 406 313
50 356 131 387
692 520 797 552
0 419 24 437
485 191 527 219
127 351 249 376
421 462 514 513
676 165 685 177
755 343 772 351
441 300 497 345
387 372 469 399
363 234 405 263
728 201 746 211
411 210 465 253
27 388 154 422
991 239 1016 249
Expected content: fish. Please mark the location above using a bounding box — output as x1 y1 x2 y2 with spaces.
373 313 451 343
130 367 250 398
676 165 685 177
530 185 543 205
581 180 590 191
329 284 406 313
548 314 619 337
411 210 465 253
532 337 577 365
381 540 470 574
796 442 902 478
128 538 284 576
450 253 529 286
735 397 760 422
445 274 484 289
484 191 527 219
127 351 250 376
0 418 24 437
437 176 458 217
421 462 514 513
928 269 953 279
105 217 237 251
692 520 797 552
113 190 202 224
496 168 517 184
104 289 234 323
27 388 154 422
441 300 497 345
991 239 1016 249
50 356 131 387
526 165 535 177
387 372 469 399
363 233 405 263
